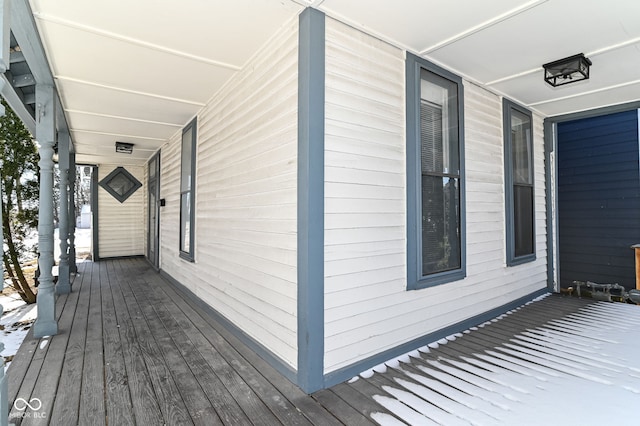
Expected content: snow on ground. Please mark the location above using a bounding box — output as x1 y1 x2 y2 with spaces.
1 227 92 370
365 297 640 426
0 293 37 370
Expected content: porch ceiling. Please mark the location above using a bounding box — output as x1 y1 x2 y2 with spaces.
22 0 640 165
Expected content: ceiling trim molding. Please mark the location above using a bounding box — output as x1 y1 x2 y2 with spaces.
529 79 640 107
290 0 325 6
66 109 184 127
419 0 548 55
33 12 243 71
56 76 206 106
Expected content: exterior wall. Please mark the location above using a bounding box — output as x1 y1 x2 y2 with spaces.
557 110 640 289
323 18 548 373
158 18 299 369
97 164 146 258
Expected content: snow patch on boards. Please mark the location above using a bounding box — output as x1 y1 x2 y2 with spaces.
355 294 640 425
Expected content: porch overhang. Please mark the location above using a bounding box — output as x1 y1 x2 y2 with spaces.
0 0 634 168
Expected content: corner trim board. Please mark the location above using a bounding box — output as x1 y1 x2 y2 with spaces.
297 7 325 394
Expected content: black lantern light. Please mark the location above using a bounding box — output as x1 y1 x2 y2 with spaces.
543 53 592 87
115 141 134 154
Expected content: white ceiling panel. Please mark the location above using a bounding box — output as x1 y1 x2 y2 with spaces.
73 132 165 165
68 112 180 141
57 79 202 126
319 0 540 53
31 0 302 67
38 23 237 103
529 81 640 117
427 0 640 83
491 43 640 111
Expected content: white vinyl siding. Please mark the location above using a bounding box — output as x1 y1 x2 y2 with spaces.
323 19 547 373
97 165 145 258
159 18 299 369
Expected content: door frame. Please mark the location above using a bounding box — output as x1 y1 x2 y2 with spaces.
147 151 161 269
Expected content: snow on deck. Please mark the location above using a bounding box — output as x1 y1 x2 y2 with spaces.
343 295 640 425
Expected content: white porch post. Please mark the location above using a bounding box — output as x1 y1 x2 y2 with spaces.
0 1 11 424
68 152 77 273
56 131 71 294
33 84 58 338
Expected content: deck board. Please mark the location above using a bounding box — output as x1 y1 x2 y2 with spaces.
79 261 107 425
13 275 82 425
104 260 165 426
113 259 194 425
47 261 91 425
100 261 135 426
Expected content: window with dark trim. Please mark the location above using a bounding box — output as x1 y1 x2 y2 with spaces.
180 118 197 261
406 53 466 290
504 99 535 265
98 166 142 203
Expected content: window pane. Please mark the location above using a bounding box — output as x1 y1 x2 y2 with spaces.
420 101 443 173
420 70 459 175
180 192 191 253
149 156 157 178
109 173 135 196
514 185 534 257
511 110 532 185
181 127 193 192
421 176 461 275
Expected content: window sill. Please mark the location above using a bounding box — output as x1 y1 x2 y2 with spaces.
507 254 536 267
179 252 195 263
407 268 466 291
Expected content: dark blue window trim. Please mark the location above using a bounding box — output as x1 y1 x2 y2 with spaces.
503 99 536 266
406 52 466 290
179 117 197 262
98 166 142 204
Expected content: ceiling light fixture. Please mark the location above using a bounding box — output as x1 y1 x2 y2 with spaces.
543 53 592 87
115 141 134 154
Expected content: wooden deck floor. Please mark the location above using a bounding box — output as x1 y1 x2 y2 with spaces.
9 258 636 425
7 259 350 426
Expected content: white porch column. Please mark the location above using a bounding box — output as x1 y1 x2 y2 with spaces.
0 1 11 424
56 131 70 294
68 152 77 273
33 84 58 337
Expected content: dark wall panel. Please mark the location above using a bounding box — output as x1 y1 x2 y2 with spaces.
557 109 640 289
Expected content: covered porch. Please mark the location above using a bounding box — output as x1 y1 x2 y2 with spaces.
1 1 640 424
